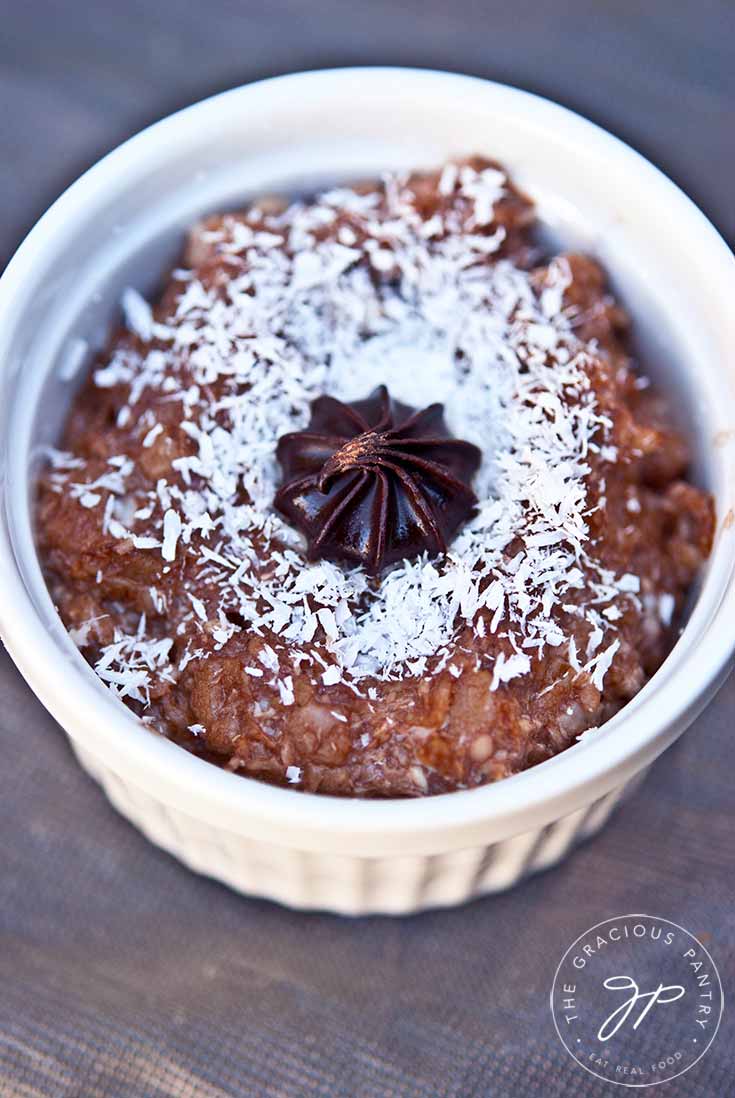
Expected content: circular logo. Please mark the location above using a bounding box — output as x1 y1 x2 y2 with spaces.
550 914 723 1087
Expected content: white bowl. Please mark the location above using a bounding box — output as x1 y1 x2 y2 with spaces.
1 68 734 915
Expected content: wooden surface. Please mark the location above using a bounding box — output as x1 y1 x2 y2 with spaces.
0 3 733 1096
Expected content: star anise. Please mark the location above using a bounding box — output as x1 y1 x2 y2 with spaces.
274 385 482 574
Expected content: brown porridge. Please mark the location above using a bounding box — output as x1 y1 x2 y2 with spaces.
36 158 714 796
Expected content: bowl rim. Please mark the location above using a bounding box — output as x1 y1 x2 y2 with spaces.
1 66 734 854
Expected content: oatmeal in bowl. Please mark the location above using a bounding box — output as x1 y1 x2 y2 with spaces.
1 70 733 911
36 158 713 797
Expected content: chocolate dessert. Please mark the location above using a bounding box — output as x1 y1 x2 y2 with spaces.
36 159 714 795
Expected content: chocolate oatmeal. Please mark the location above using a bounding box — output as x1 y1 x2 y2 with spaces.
36 159 714 796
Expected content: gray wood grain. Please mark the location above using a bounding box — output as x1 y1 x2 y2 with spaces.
1 3 733 1096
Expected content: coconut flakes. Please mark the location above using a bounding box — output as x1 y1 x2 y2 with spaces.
61 163 642 701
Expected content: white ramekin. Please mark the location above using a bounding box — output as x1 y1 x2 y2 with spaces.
1 69 734 915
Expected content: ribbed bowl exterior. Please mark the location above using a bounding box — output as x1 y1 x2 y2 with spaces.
3 72 734 921
72 742 646 915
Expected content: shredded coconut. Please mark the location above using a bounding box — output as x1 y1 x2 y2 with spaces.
94 615 174 703
59 163 642 700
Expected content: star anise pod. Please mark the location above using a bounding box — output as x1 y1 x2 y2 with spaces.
274 385 482 574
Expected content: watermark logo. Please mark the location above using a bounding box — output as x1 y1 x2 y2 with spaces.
550 915 723 1087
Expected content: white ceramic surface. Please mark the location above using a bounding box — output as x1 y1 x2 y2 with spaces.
1 69 734 915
